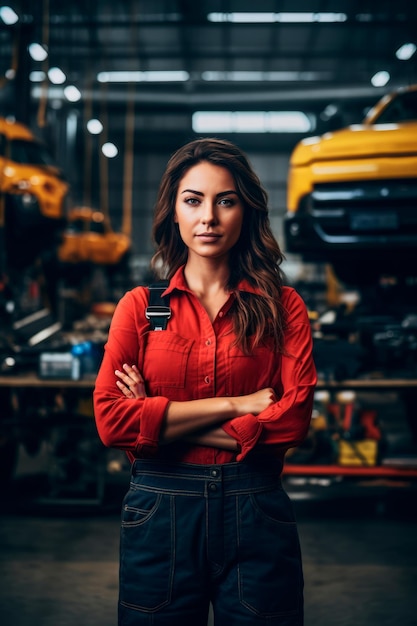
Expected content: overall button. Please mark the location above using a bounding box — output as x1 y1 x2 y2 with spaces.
208 483 217 492
210 468 219 478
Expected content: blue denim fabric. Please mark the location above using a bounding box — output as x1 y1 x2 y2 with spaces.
118 459 303 626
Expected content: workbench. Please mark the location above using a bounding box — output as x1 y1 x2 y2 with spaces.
0 372 104 506
1 373 416 503
287 375 417 481
0 373 96 388
1 372 416 389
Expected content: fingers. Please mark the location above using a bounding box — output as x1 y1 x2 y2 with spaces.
115 364 146 399
116 379 134 397
115 364 142 384
115 369 131 387
122 363 144 383
267 387 278 402
262 387 277 406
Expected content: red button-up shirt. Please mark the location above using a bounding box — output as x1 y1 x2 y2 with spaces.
93 266 317 468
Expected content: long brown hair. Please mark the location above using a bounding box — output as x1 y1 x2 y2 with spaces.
151 137 287 353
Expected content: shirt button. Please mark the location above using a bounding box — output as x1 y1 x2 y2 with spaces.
204 376 210 384
218 311 224 318
206 339 211 346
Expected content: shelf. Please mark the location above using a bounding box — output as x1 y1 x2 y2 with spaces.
1 373 416 390
283 464 417 478
316 378 417 389
0 374 96 388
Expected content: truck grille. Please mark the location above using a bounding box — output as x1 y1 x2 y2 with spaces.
310 179 417 236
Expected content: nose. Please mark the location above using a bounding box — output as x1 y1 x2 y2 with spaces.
201 202 218 225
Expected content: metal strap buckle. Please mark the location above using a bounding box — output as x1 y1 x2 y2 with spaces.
145 306 171 320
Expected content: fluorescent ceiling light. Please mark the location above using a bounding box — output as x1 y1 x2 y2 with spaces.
308 13 347 23
0 6 19 24
268 112 313 132
28 43 48 61
87 119 104 135
102 142 118 158
207 12 347 23
29 71 46 82
209 12 276 23
192 111 314 134
99 69 331 85
320 104 339 120
396 43 416 60
48 67 66 84
278 13 319 23
202 70 332 82
371 71 390 87
97 70 189 83
203 71 266 81
64 85 81 102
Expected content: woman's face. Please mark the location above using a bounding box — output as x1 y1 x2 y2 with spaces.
174 161 244 262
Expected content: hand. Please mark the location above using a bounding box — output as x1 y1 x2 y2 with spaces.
235 387 277 416
115 364 147 399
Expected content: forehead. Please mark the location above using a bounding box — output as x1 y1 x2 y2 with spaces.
178 161 236 191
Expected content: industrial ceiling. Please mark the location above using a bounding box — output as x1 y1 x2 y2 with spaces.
1 0 416 120
1 1 416 267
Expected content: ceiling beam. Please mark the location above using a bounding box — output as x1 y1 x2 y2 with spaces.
31 84 393 106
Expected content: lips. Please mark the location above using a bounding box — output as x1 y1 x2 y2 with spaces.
196 232 221 241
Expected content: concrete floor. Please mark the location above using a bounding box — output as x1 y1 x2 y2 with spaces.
1 481 417 626
1 390 416 626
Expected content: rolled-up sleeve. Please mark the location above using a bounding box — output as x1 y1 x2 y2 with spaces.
93 289 170 459
222 289 317 461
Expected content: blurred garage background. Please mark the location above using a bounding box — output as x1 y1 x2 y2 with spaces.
1 2 417 625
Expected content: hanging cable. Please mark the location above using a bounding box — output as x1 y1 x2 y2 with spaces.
122 84 135 238
0 20 19 90
83 72 94 208
37 0 50 128
120 4 140 239
99 82 110 228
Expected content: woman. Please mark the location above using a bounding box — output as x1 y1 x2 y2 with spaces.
93 138 317 626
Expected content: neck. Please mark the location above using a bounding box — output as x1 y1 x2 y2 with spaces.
184 256 231 297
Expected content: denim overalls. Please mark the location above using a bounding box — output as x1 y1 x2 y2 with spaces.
118 458 303 626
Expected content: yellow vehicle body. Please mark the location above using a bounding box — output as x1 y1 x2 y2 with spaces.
0 117 68 221
284 85 417 282
58 206 131 265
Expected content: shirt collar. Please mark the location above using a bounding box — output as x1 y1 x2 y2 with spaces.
163 265 263 297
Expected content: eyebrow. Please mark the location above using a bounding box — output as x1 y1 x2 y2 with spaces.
180 189 239 197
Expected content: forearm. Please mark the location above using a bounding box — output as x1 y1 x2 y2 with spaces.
184 426 239 451
160 396 239 443
114 364 277 446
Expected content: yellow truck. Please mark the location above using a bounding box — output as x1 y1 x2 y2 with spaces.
284 85 417 284
58 206 130 266
0 116 69 269
1 117 131 270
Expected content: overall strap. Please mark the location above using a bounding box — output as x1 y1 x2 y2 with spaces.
145 281 171 331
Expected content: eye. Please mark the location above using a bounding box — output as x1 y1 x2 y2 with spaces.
218 197 235 207
184 196 200 206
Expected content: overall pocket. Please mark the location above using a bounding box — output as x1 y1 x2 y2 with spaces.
237 486 303 618
119 486 174 612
